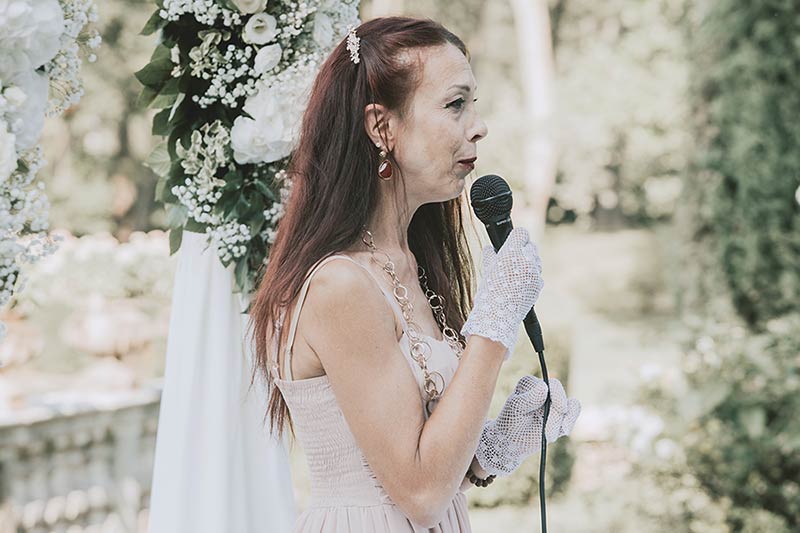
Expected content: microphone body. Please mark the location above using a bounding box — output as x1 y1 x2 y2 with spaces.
475 193 544 353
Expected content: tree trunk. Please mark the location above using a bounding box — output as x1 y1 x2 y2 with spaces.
509 0 557 240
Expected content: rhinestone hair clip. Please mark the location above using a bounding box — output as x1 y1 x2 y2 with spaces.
346 26 360 64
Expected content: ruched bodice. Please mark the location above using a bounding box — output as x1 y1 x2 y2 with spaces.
270 254 471 532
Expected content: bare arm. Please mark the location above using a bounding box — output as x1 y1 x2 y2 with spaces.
301 260 506 527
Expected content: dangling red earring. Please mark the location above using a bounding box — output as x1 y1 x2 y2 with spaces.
378 148 393 180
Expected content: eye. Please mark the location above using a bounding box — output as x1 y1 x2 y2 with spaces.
447 97 466 110
446 97 478 111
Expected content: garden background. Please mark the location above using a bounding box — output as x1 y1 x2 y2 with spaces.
1 0 798 531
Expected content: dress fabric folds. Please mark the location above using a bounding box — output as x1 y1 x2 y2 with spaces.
272 254 472 533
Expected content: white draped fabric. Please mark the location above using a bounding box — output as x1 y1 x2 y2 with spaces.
148 230 296 533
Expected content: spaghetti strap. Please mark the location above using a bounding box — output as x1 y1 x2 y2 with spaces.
281 254 406 381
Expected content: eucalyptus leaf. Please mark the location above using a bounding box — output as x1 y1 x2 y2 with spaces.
144 142 171 177
166 204 189 230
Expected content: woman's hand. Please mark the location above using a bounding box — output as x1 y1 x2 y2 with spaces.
461 227 543 360
474 375 581 476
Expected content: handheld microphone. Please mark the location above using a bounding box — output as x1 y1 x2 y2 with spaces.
469 174 544 353
469 173 551 533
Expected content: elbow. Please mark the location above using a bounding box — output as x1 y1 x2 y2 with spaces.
406 486 458 529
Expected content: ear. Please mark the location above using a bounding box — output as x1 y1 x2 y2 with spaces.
363 103 397 151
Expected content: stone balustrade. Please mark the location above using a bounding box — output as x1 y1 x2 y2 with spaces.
0 386 161 533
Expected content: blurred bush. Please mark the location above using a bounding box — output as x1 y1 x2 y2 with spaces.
468 325 575 508
636 1 800 531
3 230 173 375
681 316 800 531
680 0 800 328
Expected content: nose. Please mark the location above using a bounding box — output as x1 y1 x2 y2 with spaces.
469 113 488 143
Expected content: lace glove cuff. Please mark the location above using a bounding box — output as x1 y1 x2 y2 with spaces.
460 228 543 361
475 376 581 477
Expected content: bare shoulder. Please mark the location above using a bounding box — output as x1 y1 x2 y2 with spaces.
300 256 398 354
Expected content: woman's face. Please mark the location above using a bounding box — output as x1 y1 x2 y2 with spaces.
392 44 488 206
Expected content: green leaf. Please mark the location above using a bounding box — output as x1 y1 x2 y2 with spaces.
135 45 174 89
140 10 167 36
234 258 250 294
166 204 189 229
154 174 177 203
159 76 181 96
136 86 159 108
185 218 207 233
152 108 171 136
248 215 266 237
254 179 277 201
169 226 183 255
144 142 171 177
150 43 172 63
151 91 179 110
135 61 173 89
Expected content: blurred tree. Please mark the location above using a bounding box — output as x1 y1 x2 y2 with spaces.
548 0 691 227
41 0 162 239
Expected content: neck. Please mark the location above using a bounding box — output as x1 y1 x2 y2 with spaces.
362 188 420 279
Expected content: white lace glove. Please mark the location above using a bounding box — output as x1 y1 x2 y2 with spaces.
475 375 581 477
461 227 543 360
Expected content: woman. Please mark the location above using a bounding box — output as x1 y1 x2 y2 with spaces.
249 16 580 532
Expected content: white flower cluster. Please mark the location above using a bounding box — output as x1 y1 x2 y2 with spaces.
154 0 359 286
172 120 231 225
0 0 97 334
205 220 251 263
160 0 243 27
45 0 101 116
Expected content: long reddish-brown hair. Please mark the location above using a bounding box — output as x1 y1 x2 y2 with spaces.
248 17 476 440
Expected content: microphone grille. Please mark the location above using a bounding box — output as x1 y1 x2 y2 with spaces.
470 174 513 222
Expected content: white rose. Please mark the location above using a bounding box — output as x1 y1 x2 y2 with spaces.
0 120 17 184
6 70 48 151
253 43 281 75
0 0 64 73
243 13 278 45
312 13 333 49
231 0 267 15
231 86 293 164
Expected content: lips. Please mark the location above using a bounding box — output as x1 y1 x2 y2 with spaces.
459 157 477 164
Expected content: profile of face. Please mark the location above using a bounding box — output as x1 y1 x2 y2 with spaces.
366 43 488 207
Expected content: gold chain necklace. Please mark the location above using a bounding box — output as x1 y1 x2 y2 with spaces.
361 228 465 415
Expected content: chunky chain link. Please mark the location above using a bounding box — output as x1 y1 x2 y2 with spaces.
418 266 466 356
361 228 464 415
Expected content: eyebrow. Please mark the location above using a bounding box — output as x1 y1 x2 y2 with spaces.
448 84 477 93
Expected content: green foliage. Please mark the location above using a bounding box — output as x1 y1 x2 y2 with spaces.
468 326 575 508
643 3 800 529
681 316 800 531
685 0 800 327
639 315 800 532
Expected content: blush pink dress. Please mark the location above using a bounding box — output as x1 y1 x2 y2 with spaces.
271 254 472 532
